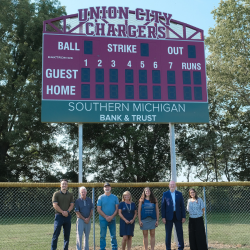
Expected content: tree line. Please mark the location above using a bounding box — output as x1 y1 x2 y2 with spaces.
0 0 249 182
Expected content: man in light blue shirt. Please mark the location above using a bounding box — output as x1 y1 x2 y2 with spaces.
171 190 175 211
97 182 119 250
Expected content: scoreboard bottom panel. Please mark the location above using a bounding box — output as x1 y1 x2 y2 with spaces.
41 100 209 123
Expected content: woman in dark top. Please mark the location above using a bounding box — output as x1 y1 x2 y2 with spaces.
138 187 159 250
118 191 137 250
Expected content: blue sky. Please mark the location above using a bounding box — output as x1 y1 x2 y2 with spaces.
59 0 221 37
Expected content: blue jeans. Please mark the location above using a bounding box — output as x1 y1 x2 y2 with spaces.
51 214 71 250
99 219 117 250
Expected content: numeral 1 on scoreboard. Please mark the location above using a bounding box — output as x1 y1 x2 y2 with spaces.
84 59 87 66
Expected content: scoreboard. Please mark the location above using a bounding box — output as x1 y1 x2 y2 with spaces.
42 7 209 123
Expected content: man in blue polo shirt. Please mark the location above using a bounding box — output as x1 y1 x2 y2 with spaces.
97 182 119 250
75 186 93 250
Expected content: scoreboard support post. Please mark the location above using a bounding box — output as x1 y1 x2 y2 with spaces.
169 123 177 182
78 123 83 190
169 123 179 244
92 187 96 250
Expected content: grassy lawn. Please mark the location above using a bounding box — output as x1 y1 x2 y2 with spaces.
1 222 250 249
0 213 250 249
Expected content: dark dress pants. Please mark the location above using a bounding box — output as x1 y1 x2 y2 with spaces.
189 216 207 250
51 213 71 250
165 212 184 250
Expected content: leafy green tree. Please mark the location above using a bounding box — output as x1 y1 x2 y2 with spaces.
205 0 250 180
179 0 250 182
66 123 172 183
206 0 250 107
58 130 88 183
0 0 67 181
178 78 248 182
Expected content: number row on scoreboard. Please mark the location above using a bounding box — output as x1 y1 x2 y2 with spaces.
81 68 202 85
83 41 197 58
81 84 203 101
84 59 166 69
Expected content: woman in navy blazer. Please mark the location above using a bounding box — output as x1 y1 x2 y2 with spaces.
161 181 186 250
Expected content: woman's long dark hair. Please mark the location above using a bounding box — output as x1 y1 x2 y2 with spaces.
139 187 157 204
189 188 198 201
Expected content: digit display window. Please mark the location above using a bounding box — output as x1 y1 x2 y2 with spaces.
42 6 209 123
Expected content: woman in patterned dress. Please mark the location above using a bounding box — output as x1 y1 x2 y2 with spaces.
187 188 208 250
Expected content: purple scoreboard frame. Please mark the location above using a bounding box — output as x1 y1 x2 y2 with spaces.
42 7 209 123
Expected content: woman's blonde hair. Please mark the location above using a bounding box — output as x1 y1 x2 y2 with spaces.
122 191 132 202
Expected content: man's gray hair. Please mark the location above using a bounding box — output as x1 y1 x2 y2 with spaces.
79 186 87 192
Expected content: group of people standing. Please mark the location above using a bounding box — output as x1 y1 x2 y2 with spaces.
51 179 207 250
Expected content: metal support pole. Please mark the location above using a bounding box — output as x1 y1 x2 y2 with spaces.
203 186 208 248
78 124 83 197
169 123 177 182
169 123 178 245
92 187 95 250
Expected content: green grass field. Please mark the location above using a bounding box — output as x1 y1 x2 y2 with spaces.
0 214 250 250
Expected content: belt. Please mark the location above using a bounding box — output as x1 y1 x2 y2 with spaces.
55 212 63 215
